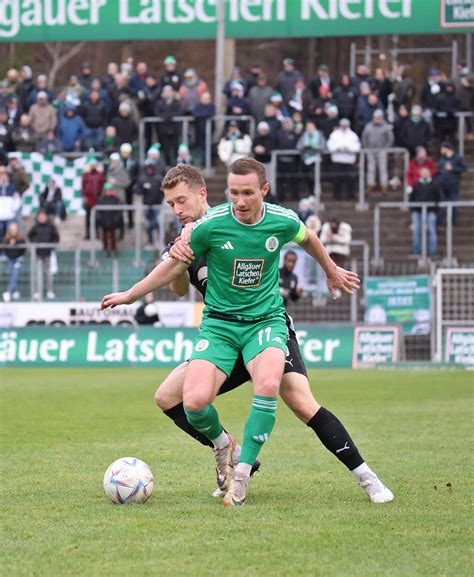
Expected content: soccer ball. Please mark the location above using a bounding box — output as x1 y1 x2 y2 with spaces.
103 457 154 504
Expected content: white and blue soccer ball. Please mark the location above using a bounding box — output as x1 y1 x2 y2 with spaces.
103 457 154 504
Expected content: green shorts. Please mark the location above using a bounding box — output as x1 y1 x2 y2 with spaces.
190 313 288 377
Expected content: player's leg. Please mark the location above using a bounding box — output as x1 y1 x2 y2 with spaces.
280 335 394 503
183 358 238 492
155 355 261 496
155 362 213 447
223 317 287 506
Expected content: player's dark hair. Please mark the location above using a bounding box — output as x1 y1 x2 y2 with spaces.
229 157 267 188
162 164 206 192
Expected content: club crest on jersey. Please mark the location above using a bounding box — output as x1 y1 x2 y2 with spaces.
195 339 209 352
265 236 279 252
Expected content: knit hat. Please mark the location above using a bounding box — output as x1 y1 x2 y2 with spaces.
120 143 133 154
104 182 114 191
270 92 283 103
257 121 270 132
164 55 176 65
147 143 160 156
178 143 189 152
110 152 120 161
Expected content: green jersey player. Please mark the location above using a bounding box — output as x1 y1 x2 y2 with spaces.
102 157 360 506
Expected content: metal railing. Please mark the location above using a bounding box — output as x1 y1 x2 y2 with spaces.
269 150 323 207
268 147 409 209
89 203 176 267
138 116 193 165
457 112 473 158
373 201 474 266
138 114 256 169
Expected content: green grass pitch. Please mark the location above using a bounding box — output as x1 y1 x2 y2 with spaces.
1 368 472 577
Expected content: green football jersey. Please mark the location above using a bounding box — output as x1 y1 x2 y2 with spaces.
189 202 306 320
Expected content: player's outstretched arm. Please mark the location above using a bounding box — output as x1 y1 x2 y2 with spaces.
297 229 360 300
101 257 189 309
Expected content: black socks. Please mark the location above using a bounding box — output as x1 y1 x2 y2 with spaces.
307 407 364 471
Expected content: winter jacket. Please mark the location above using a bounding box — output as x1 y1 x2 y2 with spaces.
81 100 107 128
11 126 37 153
218 133 252 166
225 96 251 117
327 128 361 164
320 221 352 257
59 113 86 152
248 85 273 122
111 115 138 146
275 129 298 163
410 180 443 213
29 104 57 137
4 238 26 261
407 158 437 188
436 154 467 191
401 119 432 154
81 169 106 208
137 171 164 205
361 121 394 149
276 70 304 103
106 164 130 203
252 133 276 164
179 80 208 114
40 186 62 206
332 85 357 120
128 73 149 96
154 98 182 137
0 181 20 221
96 194 122 230
9 167 30 195
160 70 183 93
27 220 59 257
356 97 384 130
297 130 326 164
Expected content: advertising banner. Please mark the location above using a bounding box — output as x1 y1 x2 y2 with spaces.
352 325 401 367
444 328 474 366
364 275 431 335
1 324 356 368
0 1 471 43
0 301 200 328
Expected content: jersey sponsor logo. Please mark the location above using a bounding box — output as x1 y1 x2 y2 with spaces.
221 241 234 250
265 236 279 252
194 339 209 352
232 258 265 288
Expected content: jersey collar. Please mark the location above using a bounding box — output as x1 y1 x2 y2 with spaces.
230 201 266 227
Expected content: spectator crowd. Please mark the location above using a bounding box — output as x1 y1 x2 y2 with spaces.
0 54 472 300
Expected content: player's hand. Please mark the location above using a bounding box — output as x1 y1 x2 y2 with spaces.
101 290 135 310
170 239 194 265
180 222 196 245
326 266 360 300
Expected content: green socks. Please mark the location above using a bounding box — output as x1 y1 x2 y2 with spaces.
184 404 223 441
240 396 278 465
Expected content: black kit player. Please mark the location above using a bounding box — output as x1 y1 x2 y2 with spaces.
141 164 393 504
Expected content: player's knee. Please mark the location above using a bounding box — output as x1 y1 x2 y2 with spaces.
154 387 167 409
183 389 210 411
254 378 279 398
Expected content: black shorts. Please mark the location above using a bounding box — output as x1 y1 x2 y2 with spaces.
217 330 307 396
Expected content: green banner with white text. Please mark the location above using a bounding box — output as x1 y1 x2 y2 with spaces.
0 325 357 368
0 1 472 43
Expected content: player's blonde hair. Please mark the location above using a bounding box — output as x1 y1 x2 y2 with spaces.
229 157 267 188
161 164 206 192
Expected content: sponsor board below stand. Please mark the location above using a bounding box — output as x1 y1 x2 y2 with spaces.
1 325 358 368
